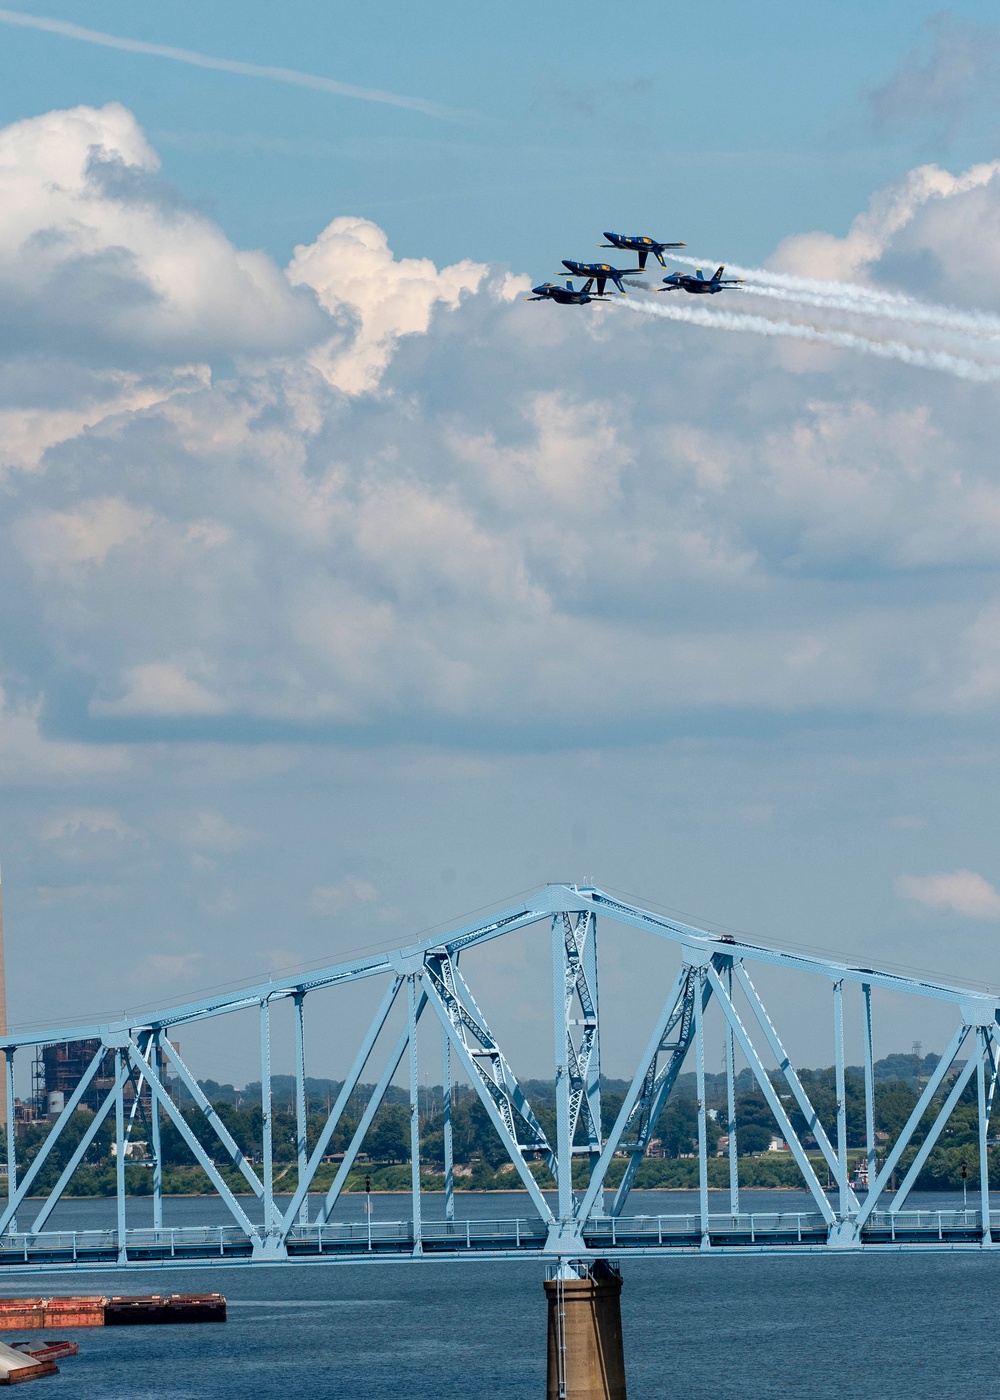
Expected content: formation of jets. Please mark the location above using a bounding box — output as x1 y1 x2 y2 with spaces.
528 230 744 306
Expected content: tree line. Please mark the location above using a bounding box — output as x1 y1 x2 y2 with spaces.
6 1048 992 1196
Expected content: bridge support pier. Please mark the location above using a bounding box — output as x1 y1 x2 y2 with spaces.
544 1260 626 1400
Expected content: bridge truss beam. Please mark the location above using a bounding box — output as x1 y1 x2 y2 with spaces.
1 884 998 1268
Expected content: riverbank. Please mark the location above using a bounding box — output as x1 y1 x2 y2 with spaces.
6 1145 981 1198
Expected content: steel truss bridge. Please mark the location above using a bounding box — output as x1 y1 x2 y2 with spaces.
1 884 998 1273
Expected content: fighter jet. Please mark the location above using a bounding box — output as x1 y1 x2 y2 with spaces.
657 265 744 294
560 261 638 296
599 232 687 271
526 278 607 305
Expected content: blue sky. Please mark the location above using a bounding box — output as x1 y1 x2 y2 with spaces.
2 0 999 270
1 3 1000 1086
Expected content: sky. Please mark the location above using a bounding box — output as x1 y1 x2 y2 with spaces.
1 2 1000 1090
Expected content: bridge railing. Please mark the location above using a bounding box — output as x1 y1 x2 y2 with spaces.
584 1212 832 1243
0 1223 253 1261
864 1209 989 1237
0 1208 998 1266
287 1216 549 1249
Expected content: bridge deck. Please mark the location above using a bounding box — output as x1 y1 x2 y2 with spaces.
0 1210 994 1271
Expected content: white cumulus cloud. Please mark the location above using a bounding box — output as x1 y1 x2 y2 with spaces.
895 870 1000 920
287 215 488 392
0 103 999 749
0 102 326 362
770 157 1000 310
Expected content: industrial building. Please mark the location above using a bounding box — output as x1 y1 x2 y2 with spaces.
32 1041 117 1118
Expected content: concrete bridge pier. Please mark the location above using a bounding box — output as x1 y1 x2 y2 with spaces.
544 1259 627 1399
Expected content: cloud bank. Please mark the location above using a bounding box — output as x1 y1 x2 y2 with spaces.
1 102 1000 771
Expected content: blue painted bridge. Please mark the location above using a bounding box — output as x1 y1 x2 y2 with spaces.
2 885 998 1272
0 1209 997 1272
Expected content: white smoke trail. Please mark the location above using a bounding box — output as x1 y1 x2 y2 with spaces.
735 282 1000 342
0 7 457 119
613 295 1000 383
657 253 1000 340
664 253 920 306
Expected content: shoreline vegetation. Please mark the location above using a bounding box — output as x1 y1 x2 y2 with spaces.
9 1049 992 1200
5 1147 991 1201
2 1183 873 1201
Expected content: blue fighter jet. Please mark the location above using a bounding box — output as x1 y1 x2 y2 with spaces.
526 278 607 305
600 232 687 270
560 261 638 296
657 265 744 294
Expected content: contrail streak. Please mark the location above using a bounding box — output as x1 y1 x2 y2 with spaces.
663 253 918 306
614 296 1000 383
735 282 1000 341
656 253 1000 339
0 8 457 119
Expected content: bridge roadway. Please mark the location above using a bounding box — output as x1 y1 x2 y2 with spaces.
0 1209 996 1271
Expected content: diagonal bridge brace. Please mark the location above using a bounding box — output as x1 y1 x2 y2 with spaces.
313 983 429 1227
158 1036 264 1200
280 977 402 1236
576 964 700 1223
855 1023 970 1227
423 953 555 1222
887 1036 983 1215
608 964 704 1216
0 1042 107 1237
732 963 859 1212
29 1057 130 1235
127 1042 259 1240
707 963 836 1225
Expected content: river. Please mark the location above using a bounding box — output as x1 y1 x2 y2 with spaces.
0 1189 994 1397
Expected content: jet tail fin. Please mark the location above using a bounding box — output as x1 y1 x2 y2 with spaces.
713 266 725 281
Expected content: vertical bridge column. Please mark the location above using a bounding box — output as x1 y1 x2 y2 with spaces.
544 1260 627 1400
150 1033 163 1232
293 993 309 1226
441 1027 454 1222
4 1049 14 1235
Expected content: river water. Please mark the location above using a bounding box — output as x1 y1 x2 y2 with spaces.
1 1189 995 1397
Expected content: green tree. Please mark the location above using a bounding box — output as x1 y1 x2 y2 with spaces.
737 1123 773 1156
366 1105 410 1163
874 1080 919 1140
